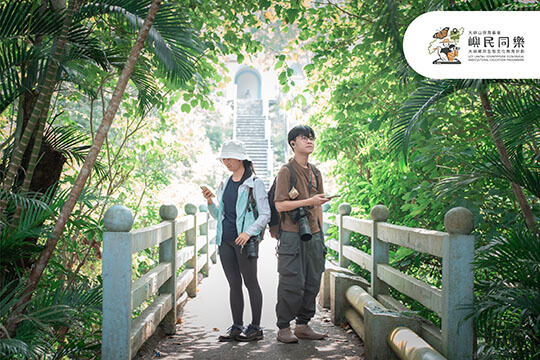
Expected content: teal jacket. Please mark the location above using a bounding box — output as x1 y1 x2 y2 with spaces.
208 174 270 246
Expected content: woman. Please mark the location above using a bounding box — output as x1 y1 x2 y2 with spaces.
202 139 270 342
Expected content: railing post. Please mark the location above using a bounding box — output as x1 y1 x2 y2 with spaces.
370 205 389 298
442 207 475 360
321 203 331 236
185 203 198 297
199 204 210 276
102 205 134 360
338 203 352 268
158 204 178 335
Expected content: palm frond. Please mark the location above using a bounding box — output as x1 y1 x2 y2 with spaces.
435 173 484 199
0 189 49 212
0 338 32 358
372 0 402 52
34 281 102 318
436 149 540 199
0 279 101 359
76 0 202 85
129 59 163 113
58 61 99 98
389 79 485 157
0 40 44 113
0 1 63 41
452 0 539 11
476 150 540 198
0 186 69 270
43 125 109 180
66 23 110 70
491 87 540 153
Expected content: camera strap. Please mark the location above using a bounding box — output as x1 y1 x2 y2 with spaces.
248 187 258 219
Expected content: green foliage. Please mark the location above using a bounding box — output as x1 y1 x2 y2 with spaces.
473 225 540 359
0 279 102 360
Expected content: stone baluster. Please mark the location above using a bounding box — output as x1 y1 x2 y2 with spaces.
158 204 178 334
102 205 134 360
338 203 352 268
370 204 389 298
185 203 198 297
442 207 475 360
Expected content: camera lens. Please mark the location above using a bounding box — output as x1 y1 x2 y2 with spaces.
296 207 312 241
289 207 313 241
244 237 259 259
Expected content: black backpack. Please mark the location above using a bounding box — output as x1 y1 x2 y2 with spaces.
267 162 319 238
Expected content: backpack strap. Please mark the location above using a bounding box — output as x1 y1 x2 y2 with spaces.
310 164 320 191
275 163 298 239
286 162 319 192
284 163 297 191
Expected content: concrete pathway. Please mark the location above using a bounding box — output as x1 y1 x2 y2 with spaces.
136 238 364 360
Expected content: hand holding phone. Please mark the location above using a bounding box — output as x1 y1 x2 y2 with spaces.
200 185 215 199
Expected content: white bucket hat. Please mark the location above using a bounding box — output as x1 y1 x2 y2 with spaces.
218 139 251 161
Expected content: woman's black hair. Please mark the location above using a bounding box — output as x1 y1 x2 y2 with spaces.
287 125 315 149
239 159 255 184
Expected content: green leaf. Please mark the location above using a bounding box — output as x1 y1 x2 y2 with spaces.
181 103 191 113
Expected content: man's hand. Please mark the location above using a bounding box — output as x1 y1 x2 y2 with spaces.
309 194 330 207
235 232 250 246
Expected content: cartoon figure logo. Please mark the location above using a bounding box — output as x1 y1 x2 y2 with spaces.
429 27 464 64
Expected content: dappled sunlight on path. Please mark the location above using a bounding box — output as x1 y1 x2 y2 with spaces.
137 237 364 359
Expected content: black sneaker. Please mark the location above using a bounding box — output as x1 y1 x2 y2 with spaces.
236 324 263 342
218 324 244 342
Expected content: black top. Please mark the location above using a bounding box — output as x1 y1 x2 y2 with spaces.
221 177 242 242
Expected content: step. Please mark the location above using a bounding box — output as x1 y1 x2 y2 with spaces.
236 124 265 128
236 128 265 135
243 140 268 145
236 125 265 130
245 144 269 149
236 117 266 121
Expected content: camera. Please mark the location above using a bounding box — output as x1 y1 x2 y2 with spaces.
289 207 312 241
242 236 259 259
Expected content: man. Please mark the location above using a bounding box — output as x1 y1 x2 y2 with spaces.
274 125 330 343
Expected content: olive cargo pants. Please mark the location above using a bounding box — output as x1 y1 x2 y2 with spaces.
276 231 326 329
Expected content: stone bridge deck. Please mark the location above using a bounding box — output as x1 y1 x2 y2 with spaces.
135 238 364 360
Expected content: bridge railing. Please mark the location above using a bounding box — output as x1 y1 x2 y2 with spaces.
101 203 216 360
321 203 475 360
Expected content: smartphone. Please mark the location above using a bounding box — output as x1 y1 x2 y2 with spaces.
326 194 340 200
200 185 215 196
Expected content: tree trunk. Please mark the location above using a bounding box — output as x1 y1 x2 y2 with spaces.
480 91 538 233
4 0 163 338
0 0 77 221
11 108 48 227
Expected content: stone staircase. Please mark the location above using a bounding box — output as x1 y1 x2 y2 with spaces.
235 100 272 187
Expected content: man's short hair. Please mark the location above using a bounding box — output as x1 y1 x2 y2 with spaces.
287 125 316 150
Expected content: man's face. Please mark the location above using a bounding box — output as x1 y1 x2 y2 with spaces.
292 134 315 154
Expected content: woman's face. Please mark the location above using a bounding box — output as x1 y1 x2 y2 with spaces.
222 158 243 172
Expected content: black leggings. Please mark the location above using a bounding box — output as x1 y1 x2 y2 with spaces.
219 240 263 326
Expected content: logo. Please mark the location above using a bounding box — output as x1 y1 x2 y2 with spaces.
403 12 540 79
428 26 464 64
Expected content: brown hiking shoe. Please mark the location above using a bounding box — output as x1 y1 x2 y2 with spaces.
294 324 326 340
277 327 298 343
